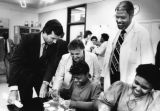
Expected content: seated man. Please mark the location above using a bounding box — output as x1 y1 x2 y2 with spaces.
59 61 102 111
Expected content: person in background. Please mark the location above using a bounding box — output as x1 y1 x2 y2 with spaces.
51 39 101 98
100 33 109 44
82 30 92 45
92 33 109 91
91 36 98 45
93 33 109 57
103 0 154 90
7 19 68 111
90 36 98 52
59 61 102 111
94 64 160 111
81 30 93 52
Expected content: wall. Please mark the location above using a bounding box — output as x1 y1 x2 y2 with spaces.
38 0 104 41
86 0 160 40
39 9 67 40
0 2 38 40
38 0 160 41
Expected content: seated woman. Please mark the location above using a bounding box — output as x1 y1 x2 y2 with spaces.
59 60 102 111
94 64 160 111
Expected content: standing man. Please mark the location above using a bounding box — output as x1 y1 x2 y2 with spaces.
103 0 154 90
7 19 68 110
81 30 93 52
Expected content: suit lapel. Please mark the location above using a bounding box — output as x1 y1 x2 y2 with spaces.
34 33 41 58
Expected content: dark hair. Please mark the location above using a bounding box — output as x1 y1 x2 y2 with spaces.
101 33 109 41
42 19 64 38
91 36 98 41
136 64 160 90
2 32 9 39
68 39 85 51
84 30 92 39
69 61 89 76
115 1 134 16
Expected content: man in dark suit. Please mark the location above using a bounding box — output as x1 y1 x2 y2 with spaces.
155 41 160 69
7 19 68 110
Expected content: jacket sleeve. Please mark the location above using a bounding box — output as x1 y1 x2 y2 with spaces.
98 81 124 108
52 55 66 91
155 41 160 68
92 53 101 81
94 42 107 56
140 28 155 64
43 40 68 82
8 34 29 86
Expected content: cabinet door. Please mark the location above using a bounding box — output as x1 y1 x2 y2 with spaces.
14 26 29 45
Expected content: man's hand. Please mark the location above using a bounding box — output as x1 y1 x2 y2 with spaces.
8 90 19 104
39 83 48 98
48 89 59 100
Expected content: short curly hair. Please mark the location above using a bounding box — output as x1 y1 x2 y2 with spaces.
136 64 160 90
69 61 89 76
91 36 98 41
115 1 134 16
68 39 85 51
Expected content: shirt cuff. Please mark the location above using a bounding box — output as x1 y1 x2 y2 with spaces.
43 81 49 86
9 86 18 91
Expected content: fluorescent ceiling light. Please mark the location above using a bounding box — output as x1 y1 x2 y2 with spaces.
41 0 56 3
19 0 27 8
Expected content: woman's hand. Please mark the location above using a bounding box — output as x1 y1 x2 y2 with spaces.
8 90 19 104
61 100 71 109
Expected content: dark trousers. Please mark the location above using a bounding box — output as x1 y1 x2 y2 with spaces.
110 71 120 84
18 75 44 111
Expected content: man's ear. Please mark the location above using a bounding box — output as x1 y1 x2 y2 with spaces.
87 72 91 78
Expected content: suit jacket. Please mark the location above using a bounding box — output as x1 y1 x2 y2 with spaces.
103 22 155 90
8 33 68 86
155 41 160 68
52 51 101 90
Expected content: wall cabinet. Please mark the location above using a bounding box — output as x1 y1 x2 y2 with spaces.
14 26 40 44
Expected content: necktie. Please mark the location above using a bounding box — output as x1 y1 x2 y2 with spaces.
4 39 8 54
110 30 126 75
41 43 48 57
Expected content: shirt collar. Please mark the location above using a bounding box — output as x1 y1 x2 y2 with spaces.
124 20 135 34
41 33 45 45
53 39 57 44
41 33 58 45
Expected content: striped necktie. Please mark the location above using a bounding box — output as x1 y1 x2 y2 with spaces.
110 30 126 75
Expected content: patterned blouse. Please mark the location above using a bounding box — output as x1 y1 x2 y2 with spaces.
98 81 160 111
